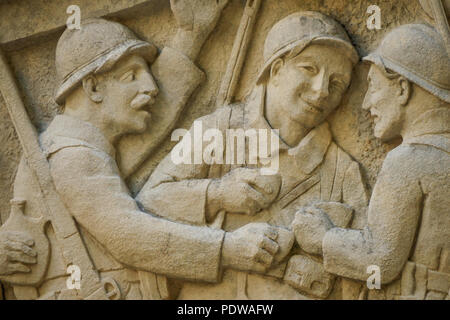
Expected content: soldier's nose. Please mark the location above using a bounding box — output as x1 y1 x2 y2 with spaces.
141 72 159 97
311 69 330 101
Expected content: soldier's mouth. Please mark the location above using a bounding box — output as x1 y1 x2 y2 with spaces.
302 100 323 114
131 94 154 110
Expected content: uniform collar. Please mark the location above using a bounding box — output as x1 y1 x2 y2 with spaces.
403 107 450 154
41 114 116 158
246 84 332 174
404 107 450 140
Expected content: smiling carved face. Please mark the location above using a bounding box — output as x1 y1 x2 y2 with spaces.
267 44 353 130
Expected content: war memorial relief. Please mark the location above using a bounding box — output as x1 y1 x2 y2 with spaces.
0 0 448 300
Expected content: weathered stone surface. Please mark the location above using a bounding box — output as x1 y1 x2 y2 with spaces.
0 0 448 300
0 0 151 49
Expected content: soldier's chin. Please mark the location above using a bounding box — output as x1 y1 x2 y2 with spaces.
374 124 397 142
374 125 385 140
133 112 152 134
293 109 322 130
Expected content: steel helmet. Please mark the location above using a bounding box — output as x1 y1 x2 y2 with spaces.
363 24 450 103
257 11 359 84
55 18 157 105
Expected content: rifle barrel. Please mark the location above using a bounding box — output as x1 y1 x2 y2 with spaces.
0 48 108 299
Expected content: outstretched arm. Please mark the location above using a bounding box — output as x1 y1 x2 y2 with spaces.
50 144 284 281
322 160 422 284
294 147 424 284
50 146 225 283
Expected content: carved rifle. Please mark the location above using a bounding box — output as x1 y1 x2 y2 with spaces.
216 0 262 107
0 48 119 300
214 0 262 300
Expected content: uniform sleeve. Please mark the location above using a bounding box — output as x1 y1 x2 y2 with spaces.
322 146 423 284
118 47 205 177
136 107 231 226
48 146 224 283
343 161 369 229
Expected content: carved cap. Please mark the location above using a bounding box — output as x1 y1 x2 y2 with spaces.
256 11 359 84
55 18 157 105
363 24 450 103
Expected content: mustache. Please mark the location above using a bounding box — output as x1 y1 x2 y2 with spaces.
300 96 324 113
130 94 156 110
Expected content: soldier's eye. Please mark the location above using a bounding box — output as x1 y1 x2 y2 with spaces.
297 63 317 74
120 71 136 82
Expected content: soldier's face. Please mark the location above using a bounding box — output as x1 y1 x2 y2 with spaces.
268 44 353 130
100 54 159 136
362 65 404 141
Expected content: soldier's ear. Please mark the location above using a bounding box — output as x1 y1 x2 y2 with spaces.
397 76 411 106
82 76 103 103
269 58 284 86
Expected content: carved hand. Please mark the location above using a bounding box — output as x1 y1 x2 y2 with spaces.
221 223 279 273
310 201 354 228
283 255 335 299
0 231 36 276
207 168 281 219
170 0 229 60
291 206 334 255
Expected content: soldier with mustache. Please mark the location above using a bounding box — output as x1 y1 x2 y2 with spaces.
0 1 286 300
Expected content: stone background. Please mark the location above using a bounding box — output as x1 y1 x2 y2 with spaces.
0 0 429 224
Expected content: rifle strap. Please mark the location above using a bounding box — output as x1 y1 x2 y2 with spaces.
0 50 109 299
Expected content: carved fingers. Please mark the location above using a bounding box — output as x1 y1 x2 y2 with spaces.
4 263 32 275
283 255 335 299
209 168 281 216
0 231 37 276
249 227 279 272
221 223 295 275
292 206 334 255
222 223 281 273
240 169 281 200
7 250 36 265
309 201 354 228
4 231 34 247
253 236 279 270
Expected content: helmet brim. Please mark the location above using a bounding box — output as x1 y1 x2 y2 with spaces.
256 36 359 84
55 39 157 105
363 53 450 103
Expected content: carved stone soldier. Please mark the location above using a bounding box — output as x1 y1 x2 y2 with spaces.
137 11 369 299
293 23 450 300
1 1 288 300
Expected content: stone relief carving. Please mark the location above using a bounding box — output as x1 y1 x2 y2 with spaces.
137 11 368 300
0 0 448 300
302 22 450 300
